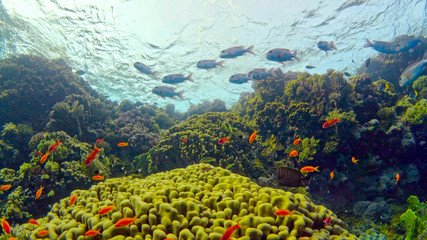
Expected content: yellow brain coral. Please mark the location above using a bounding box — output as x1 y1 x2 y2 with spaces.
13 164 358 240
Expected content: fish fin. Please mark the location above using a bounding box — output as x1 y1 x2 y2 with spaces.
187 73 194 82
152 71 158 79
314 166 320 172
363 38 372 48
160 96 166 100
247 45 255 55
280 61 285 65
331 41 337 50
218 60 225 67
178 90 184 100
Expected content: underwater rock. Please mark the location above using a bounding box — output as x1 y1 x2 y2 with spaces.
353 201 391 222
359 232 387 240
353 201 372 217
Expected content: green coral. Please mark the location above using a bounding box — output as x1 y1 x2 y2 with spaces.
399 196 427 240
403 99 427 125
412 76 427 98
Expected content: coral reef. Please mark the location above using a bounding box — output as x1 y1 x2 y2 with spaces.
3 164 358 239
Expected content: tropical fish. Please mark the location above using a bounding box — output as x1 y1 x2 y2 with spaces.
200 157 216 163
289 150 298 157
330 171 334 180
266 48 298 64
92 175 105 181
48 140 61 153
133 62 158 78
365 57 371 67
98 205 115 215
28 219 40 226
1 218 11 234
0 184 12 191
36 230 49 237
229 74 252 84
220 222 240 240
274 209 293 216
323 216 332 226
293 137 301 145
196 60 224 69
300 166 320 173
162 74 194 84
317 41 337 53
399 50 427 87
344 72 351 77
70 194 78 205
248 68 276 80
35 186 44 199
220 46 255 58
114 216 137 228
75 70 86 75
95 139 104 145
117 142 129 147
305 65 316 69
396 173 400 185
249 130 259 144
363 39 400 54
322 118 340 128
182 137 188 143
396 39 422 52
379 82 389 92
40 153 50 164
409 90 418 99
152 86 184 100
276 167 309 187
218 137 230 145
85 229 101 236
85 147 101 166
351 157 359 164
8 238 17 240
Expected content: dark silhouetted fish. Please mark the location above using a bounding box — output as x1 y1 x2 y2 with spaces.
344 72 351 77
162 74 194 84
248 68 276 80
229 74 252 84
134 62 158 78
152 86 184 100
317 41 337 53
276 167 308 187
220 46 255 58
305 65 316 69
196 60 224 69
266 48 298 64
75 70 86 75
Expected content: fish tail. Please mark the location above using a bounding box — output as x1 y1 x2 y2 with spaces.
187 73 194 82
293 50 300 61
178 90 184 100
314 166 320 172
152 71 158 79
247 45 255 55
331 41 337 50
218 60 225 67
363 39 372 48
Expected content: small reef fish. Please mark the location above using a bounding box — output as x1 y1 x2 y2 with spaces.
92 175 105 181
28 219 40 226
351 157 359 164
117 142 129 147
289 150 298 157
229 74 252 84
152 86 184 100
276 167 309 188
363 39 400 54
399 50 427 87
323 216 332 226
305 65 316 69
248 68 276 80
379 82 389 92
133 62 158 78
98 205 115 215
293 137 301 145
85 146 101 166
249 130 259 144
35 186 44 199
274 209 292 216
36 230 49 237
266 48 298 64
396 173 400 185
48 140 61 153
322 118 340 128
95 139 104 145
114 216 137 228
0 184 12 191
70 194 78 205
220 222 240 240
40 152 50 164
300 166 320 173
344 72 351 77
218 137 230 145
317 41 337 53
1 218 11 234
182 137 188 143
196 60 224 69
409 90 418 99
200 157 216 163
75 70 86 75
330 171 334 180
220 46 255 58
85 229 101 236
162 74 194 84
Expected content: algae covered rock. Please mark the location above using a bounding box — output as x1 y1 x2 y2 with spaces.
5 164 358 239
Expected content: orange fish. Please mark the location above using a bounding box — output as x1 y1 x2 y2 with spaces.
351 156 358 164
274 209 293 216
300 166 320 173
293 137 301 145
182 137 188 143
1 218 11 234
221 222 240 240
40 152 50 164
35 186 44 199
28 219 40 226
322 118 340 128
37 229 49 237
396 173 400 185
48 140 61 153
330 171 334 180
249 130 259 144
218 137 230 145
117 142 129 147
289 150 298 157
92 175 104 181
84 229 101 236
98 205 115 215
114 216 137 228
85 146 101 166
70 194 78 205
95 139 104 145
0 184 12 191
8 238 17 240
